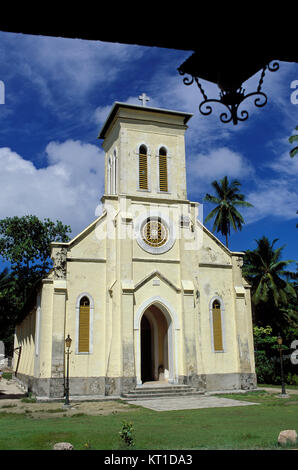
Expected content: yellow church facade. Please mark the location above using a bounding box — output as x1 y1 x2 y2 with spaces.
13 101 256 398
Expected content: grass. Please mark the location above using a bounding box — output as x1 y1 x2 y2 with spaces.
0 391 297 450
258 383 298 390
2 372 12 380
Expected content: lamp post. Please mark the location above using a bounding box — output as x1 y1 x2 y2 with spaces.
277 334 287 397
64 334 72 406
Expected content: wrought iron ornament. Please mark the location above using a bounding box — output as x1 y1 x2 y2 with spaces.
179 61 279 125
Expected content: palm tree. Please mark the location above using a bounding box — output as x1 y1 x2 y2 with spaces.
203 176 253 248
0 267 11 293
289 126 298 158
243 236 296 329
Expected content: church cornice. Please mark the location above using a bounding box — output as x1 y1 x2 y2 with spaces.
67 257 106 263
199 263 232 269
98 102 193 139
101 193 191 205
132 257 180 264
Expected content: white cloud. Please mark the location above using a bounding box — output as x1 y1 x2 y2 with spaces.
2 32 146 109
185 144 297 226
0 140 105 236
245 181 298 223
267 150 298 176
244 150 298 224
186 147 254 195
93 105 113 127
93 96 142 128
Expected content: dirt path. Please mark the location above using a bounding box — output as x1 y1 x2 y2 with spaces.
258 387 298 395
0 379 134 418
1 379 297 419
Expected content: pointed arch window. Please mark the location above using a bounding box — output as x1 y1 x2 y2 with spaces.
212 299 224 352
139 144 148 190
107 150 117 195
78 296 90 353
113 149 117 194
159 147 168 192
107 156 112 194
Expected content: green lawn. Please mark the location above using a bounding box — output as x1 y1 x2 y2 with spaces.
0 391 297 450
258 383 298 390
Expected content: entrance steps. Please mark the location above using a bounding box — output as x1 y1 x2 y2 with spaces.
122 382 204 400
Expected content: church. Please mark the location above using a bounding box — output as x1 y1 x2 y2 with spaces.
13 98 256 399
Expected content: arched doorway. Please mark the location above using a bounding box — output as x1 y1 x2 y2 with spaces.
140 305 170 384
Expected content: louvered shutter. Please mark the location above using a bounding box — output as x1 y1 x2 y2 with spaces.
79 303 90 353
212 303 223 351
159 154 168 192
139 153 148 190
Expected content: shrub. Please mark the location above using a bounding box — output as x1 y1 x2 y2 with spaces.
254 350 275 384
286 373 298 385
254 325 298 385
119 420 135 447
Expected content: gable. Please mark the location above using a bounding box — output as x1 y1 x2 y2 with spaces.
196 220 237 266
51 212 107 260
133 270 181 293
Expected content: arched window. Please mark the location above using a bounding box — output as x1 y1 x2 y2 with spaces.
107 156 112 194
159 147 168 192
79 296 90 353
139 145 148 190
107 151 117 195
113 149 117 194
212 299 224 352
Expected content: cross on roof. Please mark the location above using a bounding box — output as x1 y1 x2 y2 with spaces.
138 93 150 106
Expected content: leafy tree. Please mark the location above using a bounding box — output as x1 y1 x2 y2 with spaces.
203 176 253 247
281 264 298 333
253 324 298 386
0 215 71 354
0 267 11 292
0 215 71 302
289 126 298 158
253 326 278 384
0 268 18 356
243 236 297 332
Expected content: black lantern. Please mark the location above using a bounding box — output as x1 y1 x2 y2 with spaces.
65 334 72 349
178 52 279 125
64 334 72 406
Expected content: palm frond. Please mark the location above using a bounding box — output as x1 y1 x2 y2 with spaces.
203 194 220 204
290 147 298 158
204 206 221 224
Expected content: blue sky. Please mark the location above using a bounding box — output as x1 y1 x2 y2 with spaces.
0 31 297 270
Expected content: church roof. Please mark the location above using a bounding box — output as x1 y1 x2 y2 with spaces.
98 102 193 139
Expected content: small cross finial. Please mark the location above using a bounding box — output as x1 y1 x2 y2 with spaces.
138 93 150 107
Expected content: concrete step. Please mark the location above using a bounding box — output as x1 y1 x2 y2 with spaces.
137 385 193 392
122 384 204 400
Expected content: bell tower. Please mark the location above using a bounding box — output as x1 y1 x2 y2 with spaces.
98 99 193 202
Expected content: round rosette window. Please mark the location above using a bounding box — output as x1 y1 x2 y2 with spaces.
142 218 168 247
136 215 175 254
